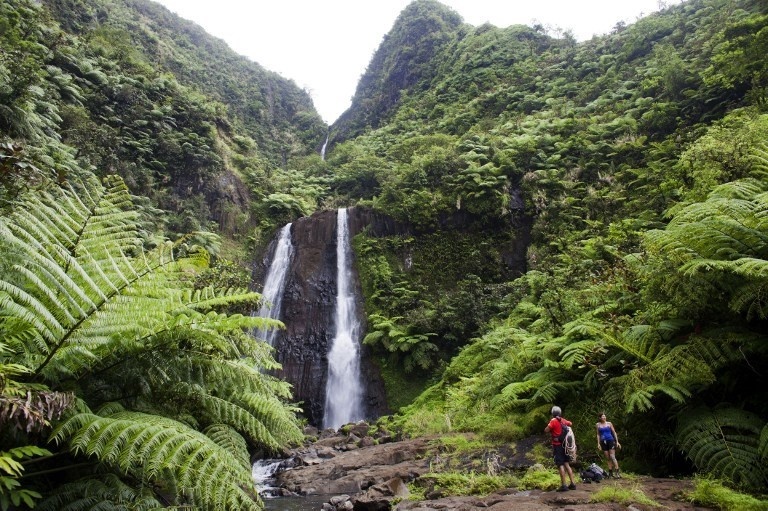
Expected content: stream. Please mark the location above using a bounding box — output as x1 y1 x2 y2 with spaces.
254 459 332 511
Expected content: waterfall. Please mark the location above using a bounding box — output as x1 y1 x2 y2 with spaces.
255 223 293 346
320 134 329 160
323 208 363 429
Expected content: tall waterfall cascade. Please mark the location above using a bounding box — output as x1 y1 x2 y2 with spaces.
323 208 364 429
255 223 293 346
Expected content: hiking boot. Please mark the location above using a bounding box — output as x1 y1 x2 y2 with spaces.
614 470 622 479
568 483 576 490
608 470 614 478
556 485 569 492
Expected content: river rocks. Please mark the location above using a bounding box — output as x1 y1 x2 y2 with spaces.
351 477 410 511
276 434 432 497
266 430 711 511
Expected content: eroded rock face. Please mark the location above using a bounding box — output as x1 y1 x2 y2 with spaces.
268 208 389 426
258 205 531 427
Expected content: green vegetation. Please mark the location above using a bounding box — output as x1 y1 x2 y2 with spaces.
3 0 768 506
0 0 326 247
590 484 663 508
689 478 768 511
412 471 517 498
517 465 562 491
0 174 301 509
335 0 768 497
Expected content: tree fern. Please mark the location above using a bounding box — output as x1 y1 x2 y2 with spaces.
676 406 768 490
51 410 262 510
90 340 303 451
0 174 299 508
205 424 250 470
646 171 768 320
0 175 268 380
36 473 164 511
602 329 749 414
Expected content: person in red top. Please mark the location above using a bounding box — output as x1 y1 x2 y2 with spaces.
544 405 576 491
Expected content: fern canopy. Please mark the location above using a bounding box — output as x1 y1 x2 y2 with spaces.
0 174 302 509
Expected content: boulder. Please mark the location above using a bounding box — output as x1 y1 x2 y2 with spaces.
277 436 432 496
351 477 410 511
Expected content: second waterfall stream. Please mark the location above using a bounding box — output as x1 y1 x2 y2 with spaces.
255 223 293 347
323 208 364 429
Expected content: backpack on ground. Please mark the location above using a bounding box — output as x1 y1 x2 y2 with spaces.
579 468 603 483
588 463 607 478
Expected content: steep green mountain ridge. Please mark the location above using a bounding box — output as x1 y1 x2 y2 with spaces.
2 0 768 506
326 0 768 490
2 0 326 242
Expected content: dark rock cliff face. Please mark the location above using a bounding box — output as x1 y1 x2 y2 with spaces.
256 204 532 427
266 208 389 427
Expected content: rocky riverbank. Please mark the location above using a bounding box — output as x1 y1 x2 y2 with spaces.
260 423 713 511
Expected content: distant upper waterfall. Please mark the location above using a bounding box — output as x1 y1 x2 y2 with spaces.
320 134 329 160
255 223 293 346
323 208 363 429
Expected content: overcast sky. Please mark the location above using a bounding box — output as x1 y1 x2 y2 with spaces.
153 0 680 124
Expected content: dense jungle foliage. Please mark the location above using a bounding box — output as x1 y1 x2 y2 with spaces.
2 0 768 507
1 0 326 246
332 0 768 494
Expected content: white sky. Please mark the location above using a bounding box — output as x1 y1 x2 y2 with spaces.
153 0 680 124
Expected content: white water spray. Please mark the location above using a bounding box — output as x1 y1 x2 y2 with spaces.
255 223 293 346
323 208 363 429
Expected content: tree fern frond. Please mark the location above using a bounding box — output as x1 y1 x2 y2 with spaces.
36 473 165 511
625 386 654 413
559 339 606 367
708 177 766 202
683 256 768 279
50 411 261 510
603 331 743 414
564 318 657 364
495 379 540 409
759 423 768 462
1 174 300 506
676 406 767 490
205 424 250 470
0 279 65 347
181 287 262 312
238 392 304 447
178 384 282 452
728 280 768 319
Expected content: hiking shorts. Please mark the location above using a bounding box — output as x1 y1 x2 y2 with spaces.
600 439 616 452
553 444 570 466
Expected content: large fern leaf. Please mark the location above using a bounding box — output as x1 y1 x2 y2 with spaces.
51 411 261 510
35 473 164 511
676 406 768 490
1 174 298 507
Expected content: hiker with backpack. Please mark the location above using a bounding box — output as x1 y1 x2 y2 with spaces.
545 405 577 492
596 412 622 478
